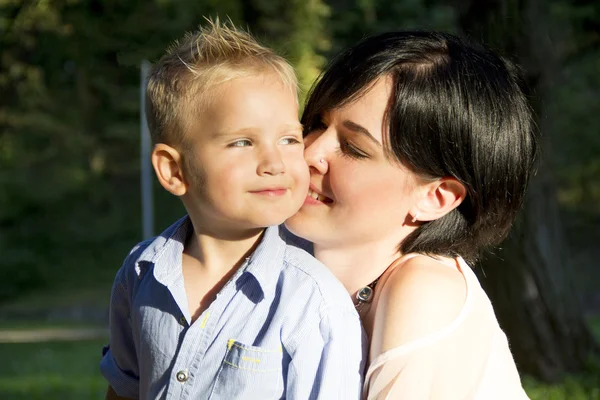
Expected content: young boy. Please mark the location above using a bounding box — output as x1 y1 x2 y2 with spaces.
100 20 365 400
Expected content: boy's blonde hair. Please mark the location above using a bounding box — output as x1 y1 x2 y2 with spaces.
146 18 298 147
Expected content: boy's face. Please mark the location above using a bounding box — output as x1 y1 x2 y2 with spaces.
182 73 309 233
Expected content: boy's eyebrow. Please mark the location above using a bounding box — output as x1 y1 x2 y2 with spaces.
211 123 304 139
210 128 254 139
342 120 381 146
281 122 304 133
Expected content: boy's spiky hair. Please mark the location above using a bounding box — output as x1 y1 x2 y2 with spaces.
146 17 297 146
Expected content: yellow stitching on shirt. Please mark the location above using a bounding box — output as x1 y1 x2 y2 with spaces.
241 356 261 363
200 312 210 329
229 342 283 353
223 360 279 372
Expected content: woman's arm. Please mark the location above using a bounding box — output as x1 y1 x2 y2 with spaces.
367 257 467 399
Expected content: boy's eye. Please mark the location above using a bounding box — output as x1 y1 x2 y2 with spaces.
230 139 252 147
279 136 302 145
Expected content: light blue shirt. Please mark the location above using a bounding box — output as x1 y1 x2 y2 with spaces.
100 216 365 399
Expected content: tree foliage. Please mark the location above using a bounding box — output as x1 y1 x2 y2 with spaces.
0 0 329 300
1 0 599 382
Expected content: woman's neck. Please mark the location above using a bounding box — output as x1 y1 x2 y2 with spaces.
313 238 402 296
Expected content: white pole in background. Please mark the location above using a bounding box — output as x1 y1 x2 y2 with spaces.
140 60 154 239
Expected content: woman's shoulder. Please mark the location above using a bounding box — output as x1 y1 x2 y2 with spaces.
370 254 469 358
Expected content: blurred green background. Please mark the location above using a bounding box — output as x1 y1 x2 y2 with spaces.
1 0 599 398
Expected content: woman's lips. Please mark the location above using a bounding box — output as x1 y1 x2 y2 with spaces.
305 188 333 204
307 188 330 202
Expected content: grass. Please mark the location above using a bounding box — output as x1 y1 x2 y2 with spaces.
0 338 598 400
522 317 600 399
0 339 107 400
0 298 598 399
0 283 111 315
524 373 600 400
0 320 103 330
0 286 109 399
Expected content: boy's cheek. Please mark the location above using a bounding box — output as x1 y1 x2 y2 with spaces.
296 161 310 188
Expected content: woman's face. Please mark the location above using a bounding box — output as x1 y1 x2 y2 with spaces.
285 77 423 250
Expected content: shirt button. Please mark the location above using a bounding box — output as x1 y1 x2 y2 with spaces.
176 369 189 383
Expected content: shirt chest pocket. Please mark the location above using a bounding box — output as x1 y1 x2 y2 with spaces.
210 340 285 400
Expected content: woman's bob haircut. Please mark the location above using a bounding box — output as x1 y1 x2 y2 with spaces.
302 31 538 262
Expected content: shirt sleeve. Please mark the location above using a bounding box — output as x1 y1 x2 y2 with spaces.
99 261 140 398
285 305 366 400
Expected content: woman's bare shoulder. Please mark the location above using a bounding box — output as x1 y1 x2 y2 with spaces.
370 255 468 358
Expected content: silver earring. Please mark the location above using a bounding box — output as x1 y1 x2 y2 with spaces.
319 158 325 164
411 213 419 223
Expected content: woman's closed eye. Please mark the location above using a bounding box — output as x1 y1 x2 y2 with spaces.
306 118 369 159
340 138 369 159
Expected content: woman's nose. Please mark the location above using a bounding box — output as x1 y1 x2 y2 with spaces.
303 131 332 174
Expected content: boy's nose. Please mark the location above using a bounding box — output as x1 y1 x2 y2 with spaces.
257 149 285 176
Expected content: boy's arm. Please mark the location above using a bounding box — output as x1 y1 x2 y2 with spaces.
100 264 141 399
106 385 135 400
286 306 365 400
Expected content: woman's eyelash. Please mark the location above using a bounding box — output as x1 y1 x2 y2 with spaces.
340 139 369 159
309 118 369 159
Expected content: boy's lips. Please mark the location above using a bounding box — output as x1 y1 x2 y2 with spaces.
250 188 288 196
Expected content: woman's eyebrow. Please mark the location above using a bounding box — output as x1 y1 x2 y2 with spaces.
342 120 381 146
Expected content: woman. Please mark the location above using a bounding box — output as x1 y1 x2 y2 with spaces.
285 31 536 399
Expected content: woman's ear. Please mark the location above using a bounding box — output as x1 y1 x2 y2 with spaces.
151 144 188 197
409 177 466 223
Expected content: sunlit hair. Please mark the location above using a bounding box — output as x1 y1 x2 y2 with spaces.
146 18 297 147
302 31 538 262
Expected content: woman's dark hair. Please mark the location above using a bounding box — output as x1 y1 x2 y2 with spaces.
302 31 538 263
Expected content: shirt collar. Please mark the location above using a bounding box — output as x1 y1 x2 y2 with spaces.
243 225 286 299
137 216 286 298
137 216 190 286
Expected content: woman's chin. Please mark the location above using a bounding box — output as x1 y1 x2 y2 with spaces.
284 213 317 241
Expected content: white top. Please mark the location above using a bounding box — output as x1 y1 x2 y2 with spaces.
363 255 529 400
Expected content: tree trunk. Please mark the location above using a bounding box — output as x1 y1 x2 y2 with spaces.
477 177 598 381
456 0 599 381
